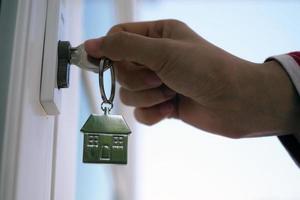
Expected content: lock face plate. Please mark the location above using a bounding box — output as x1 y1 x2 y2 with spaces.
40 0 65 115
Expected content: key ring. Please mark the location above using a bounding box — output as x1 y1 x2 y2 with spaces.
99 58 115 114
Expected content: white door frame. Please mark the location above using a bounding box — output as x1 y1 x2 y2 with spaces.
0 0 82 200
1 0 49 199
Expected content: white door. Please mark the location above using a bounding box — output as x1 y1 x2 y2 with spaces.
0 0 135 200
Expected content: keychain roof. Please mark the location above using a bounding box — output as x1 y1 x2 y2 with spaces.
81 114 131 134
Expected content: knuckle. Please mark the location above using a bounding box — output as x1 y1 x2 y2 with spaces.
153 42 176 76
152 90 165 102
150 40 172 73
112 31 130 45
166 19 186 28
106 31 131 56
104 31 131 50
117 74 134 90
138 117 154 126
120 87 129 105
119 88 131 105
143 120 155 126
168 19 184 25
116 70 126 85
134 110 155 126
99 36 109 52
116 68 145 91
108 24 122 34
115 66 130 88
161 19 188 38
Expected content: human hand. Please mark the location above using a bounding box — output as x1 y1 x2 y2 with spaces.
85 19 300 138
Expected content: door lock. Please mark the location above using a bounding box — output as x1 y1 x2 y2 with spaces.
57 41 101 88
57 41 71 88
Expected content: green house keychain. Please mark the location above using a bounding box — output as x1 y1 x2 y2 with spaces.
81 58 131 164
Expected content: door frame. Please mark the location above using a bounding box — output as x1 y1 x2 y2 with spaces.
0 0 40 199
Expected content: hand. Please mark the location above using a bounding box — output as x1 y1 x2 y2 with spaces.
85 19 300 138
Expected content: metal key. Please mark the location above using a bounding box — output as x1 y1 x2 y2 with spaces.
70 43 100 73
58 41 109 74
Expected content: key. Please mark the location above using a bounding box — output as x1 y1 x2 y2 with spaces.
58 41 110 74
69 43 100 73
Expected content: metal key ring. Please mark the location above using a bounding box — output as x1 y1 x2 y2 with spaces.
99 58 115 112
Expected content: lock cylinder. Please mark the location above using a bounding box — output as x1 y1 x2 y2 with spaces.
57 41 108 88
57 41 71 88
57 41 102 89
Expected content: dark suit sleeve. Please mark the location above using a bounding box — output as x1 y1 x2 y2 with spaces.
278 135 300 167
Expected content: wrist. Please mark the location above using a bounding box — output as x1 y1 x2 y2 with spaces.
253 61 300 135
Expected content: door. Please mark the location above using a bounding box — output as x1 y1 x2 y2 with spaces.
0 0 135 200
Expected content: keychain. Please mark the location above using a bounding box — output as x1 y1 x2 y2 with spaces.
80 58 131 164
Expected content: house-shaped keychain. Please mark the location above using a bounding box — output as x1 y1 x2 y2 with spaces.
81 114 131 164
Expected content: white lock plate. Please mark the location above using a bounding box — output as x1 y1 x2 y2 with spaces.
40 0 66 115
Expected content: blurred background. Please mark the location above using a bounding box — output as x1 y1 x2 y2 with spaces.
77 0 300 200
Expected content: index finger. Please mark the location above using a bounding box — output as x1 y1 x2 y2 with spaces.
84 32 171 72
107 20 165 38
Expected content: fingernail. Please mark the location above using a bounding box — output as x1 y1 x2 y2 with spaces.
159 103 174 116
145 75 162 87
162 88 176 98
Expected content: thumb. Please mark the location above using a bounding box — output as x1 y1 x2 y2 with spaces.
84 31 170 72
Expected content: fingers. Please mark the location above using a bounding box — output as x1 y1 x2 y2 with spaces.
107 20 162 37
116 61 177 126
134 101 175 125
120 86 176 107
106 19 198 40
84 19 199 73
115 61 162 91
118 73 177 125
84 32 170 72
107 19 185 38
84 21 162 57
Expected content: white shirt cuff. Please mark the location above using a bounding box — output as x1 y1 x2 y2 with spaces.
266 54 300 142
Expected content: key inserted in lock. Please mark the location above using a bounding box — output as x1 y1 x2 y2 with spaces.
57 41 104 88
